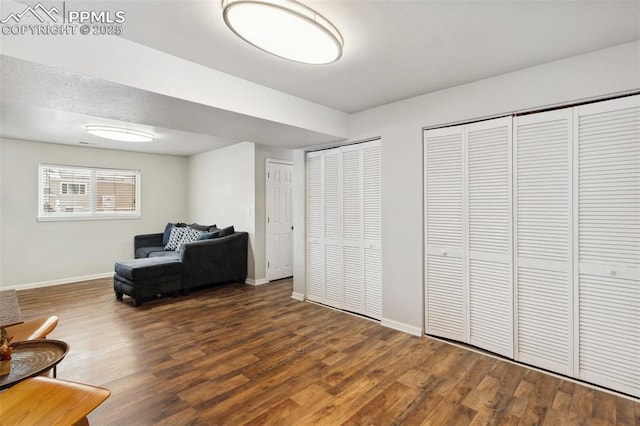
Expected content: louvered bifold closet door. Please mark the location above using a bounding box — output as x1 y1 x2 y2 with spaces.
514 109 573 375
575 95 640 397
424 126 466 341
466 117 513 357
324 148 342 309
306 152 325 303
341 145 364 315
362 140 382 319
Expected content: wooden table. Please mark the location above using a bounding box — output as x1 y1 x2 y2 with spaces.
0 340 68 389
0 289 23 326
0 376 111 426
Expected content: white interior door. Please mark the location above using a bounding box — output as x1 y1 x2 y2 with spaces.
266 159 293 281
305 141 382 319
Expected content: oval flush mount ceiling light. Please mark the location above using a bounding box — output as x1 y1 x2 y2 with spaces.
85 125 154 143
221 0 343 65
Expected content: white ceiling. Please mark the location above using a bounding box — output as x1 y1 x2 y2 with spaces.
1 0 639 156
117 0 640 113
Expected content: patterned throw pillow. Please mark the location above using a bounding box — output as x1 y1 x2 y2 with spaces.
175 227 204 251
165 226 186 250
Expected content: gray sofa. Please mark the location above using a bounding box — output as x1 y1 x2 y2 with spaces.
133 223 248 293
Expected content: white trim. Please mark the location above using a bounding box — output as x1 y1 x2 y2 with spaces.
291 291 305 301
245 278 269 286
5 272 113 291
381 317 423 337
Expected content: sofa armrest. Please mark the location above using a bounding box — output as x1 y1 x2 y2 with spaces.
134 233 164 251
180 232 248 289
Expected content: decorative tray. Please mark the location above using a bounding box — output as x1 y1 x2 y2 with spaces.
0 339 69 389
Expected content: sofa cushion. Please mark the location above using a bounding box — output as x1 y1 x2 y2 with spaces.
114 257 182 281
162 223 173 246
188 223 217 232
165 227 186 250
135 246 166 258
197 229 221 240
218 225 235 238
148 250 180 259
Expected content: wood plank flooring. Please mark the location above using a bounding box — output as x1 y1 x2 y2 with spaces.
14 278 639 425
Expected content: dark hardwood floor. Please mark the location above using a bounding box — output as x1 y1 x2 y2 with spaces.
14 278 639 425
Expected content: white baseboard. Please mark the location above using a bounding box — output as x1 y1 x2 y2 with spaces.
291 291 305 301
245 278 269 286
381 317 423 337
6 272 113 291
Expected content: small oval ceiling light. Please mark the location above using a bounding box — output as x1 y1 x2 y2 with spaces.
222 0 343 65
85 125 154 143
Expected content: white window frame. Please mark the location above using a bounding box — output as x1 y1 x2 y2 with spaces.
38 164 141 222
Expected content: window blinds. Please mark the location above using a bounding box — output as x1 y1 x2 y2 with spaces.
39 164 140 220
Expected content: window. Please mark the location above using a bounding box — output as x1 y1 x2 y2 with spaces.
39 164 141 221
60 183 87 195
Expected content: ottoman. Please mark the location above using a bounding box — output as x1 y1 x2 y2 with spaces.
113 258 183 306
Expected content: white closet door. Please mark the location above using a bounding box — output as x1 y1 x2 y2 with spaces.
362 140 382 319
424 126 466 341
575 96 640 397
514 109 573 375
306 141 383 321
466 117 513 357
323 149 342 308
306 152 325 303
341 145 364 314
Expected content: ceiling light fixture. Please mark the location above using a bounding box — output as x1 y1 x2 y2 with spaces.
221 0 343 65
85 125 154 143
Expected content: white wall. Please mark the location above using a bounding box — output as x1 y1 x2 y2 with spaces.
0 138 189 289
188 142 256 279
293 40 640 335
254 144 293 282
